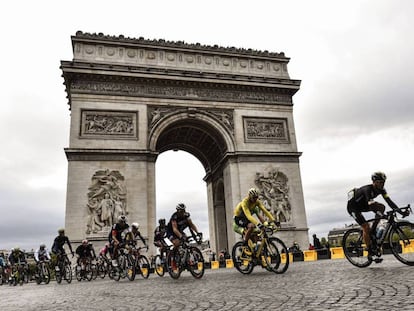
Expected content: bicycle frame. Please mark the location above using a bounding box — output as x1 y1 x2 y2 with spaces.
343 205 414 267
365 205 412 250
232 224 289 275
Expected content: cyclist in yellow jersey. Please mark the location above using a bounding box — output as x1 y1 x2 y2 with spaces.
233 188 276 251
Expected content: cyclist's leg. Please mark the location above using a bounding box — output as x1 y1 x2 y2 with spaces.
369 202 385 232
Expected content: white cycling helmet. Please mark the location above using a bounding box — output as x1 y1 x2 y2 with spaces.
176 203 186 211
118 215 127 223
131 222 139 230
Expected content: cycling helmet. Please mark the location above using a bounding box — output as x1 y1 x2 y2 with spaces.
58 228 65 234
40 243 46 249
118 215 127 223
176 203 186 211
131 222 139 230
158 218 166 225
248 188 259 199
371 171 387 182
82 239 88 245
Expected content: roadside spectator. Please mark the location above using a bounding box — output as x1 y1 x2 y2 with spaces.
289 241 301 253
313 234 322 250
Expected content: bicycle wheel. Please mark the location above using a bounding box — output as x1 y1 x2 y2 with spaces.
342 228 372 268
64 264 72 283
91 264 98 280
389 221 414 266
154 255 165 277
166 249 182 279
232 241 254 275
55 268 62 283
97 263 107 279
136 255 150 279
84 264 93 281
126 255 136 281
187 247 205 279
43 264 51 284
35 266 42 285
23 267 30 283
266 237 289 274
75 265 82 281
118 255 127 279
110 265 121 281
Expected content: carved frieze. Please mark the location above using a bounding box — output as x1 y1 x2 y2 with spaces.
73 32 290 79
86 169 128 235
148 106 234 135
254 168 291 223
80 110 138 140
71 81 292 105
243 117 289 143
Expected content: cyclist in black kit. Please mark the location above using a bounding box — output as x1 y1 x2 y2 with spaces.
52 228 74 257
154 218 168 255
167 203 202 249
347 172 407 260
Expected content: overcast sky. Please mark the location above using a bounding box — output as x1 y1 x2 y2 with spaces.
1 0 413 251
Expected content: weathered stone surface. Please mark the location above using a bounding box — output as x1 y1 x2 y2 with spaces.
1 257 413 310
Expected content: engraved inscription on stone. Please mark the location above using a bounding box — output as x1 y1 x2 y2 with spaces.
254 168 291 223
86 169 128 236
243 117 289 143
72 81 292 105
81 110 138 139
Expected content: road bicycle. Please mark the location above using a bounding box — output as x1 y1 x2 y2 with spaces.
112 244 150 281
55 252 73 284
232 224 289 275
75 257 94 281
9 261 29 286
35 260 51 285
152 244 172 277
343 205 414 268
166 234 205 279
96 254 112 279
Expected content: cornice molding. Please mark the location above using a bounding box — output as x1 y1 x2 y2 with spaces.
64 148 158 162
73 31 288 59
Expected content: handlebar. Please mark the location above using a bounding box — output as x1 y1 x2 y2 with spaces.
367 205 412 223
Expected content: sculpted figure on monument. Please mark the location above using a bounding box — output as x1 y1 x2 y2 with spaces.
254 169 292 223
86 197 104 234
86 170 127 234
100 193 114 227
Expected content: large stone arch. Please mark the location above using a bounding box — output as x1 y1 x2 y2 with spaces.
60 31 310 252
148 110 234 251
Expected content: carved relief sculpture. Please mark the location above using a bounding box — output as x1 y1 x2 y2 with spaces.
148 106 234 135
86 169 127 234
81 110 138 139
254 168 292 223
243 117 289 143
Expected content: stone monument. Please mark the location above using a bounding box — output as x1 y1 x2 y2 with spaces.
61 31 309 251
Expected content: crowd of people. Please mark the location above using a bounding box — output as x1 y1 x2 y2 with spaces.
0 202 202 285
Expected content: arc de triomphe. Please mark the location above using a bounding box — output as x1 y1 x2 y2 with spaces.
61 31 309 252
